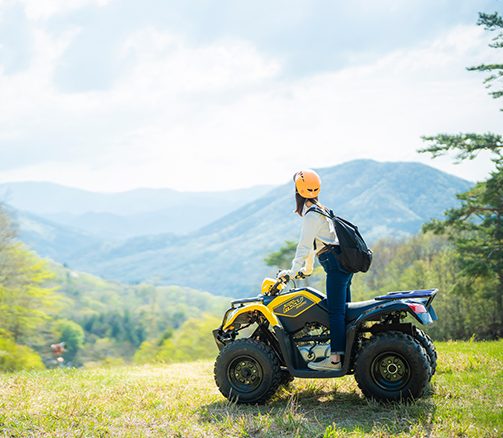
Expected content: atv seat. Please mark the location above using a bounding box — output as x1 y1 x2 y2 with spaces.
345 300 380 321
319 299 380 321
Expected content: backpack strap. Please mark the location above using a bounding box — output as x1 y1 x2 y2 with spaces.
305 206 336 252
305 205 334 219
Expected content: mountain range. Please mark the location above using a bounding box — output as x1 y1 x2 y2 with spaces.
8 160 471 296
0 182 273 238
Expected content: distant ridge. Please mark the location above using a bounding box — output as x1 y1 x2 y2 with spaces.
15 159 471 296
0 182 274 238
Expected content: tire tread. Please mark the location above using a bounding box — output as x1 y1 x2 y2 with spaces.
354 331 430 402
214 338 282 404
414 328 437 378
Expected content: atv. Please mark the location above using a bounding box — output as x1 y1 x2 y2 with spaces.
213 277 438 403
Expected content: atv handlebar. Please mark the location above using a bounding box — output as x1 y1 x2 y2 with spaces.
269 277 289 295
269 271 309 295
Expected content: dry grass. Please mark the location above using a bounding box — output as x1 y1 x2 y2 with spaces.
0 340 501 437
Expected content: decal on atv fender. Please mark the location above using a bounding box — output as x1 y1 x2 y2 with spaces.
273 296 316 317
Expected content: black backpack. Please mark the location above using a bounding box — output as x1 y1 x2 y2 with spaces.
307 206 373 273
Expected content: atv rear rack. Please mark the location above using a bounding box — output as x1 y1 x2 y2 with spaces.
375 289 438 307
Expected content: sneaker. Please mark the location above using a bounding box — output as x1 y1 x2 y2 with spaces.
307 357 342 371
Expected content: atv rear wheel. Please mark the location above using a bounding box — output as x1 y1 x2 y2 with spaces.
414 328 437 379
214 339 281 404
354 331 430 402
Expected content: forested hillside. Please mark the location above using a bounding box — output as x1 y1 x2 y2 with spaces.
48 264 229 365
13 160 472 296
0 204 228 371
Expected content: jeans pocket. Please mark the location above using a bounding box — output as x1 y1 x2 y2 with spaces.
319 251 337 271
320 249 351 274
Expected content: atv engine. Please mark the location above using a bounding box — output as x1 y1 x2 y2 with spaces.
293 323 331 362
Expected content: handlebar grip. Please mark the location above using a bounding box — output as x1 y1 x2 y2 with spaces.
270 277 285 295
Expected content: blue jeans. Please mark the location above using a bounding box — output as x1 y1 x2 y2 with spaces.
318 247 353 355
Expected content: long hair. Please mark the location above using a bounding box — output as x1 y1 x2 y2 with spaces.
295 192 324 216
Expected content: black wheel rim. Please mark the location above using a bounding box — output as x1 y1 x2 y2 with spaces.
370 352 411 391
227 356 263 393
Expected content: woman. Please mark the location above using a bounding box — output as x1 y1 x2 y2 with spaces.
277 169 353 371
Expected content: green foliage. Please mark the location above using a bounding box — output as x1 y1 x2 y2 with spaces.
52 319 85 362
134 314 221 364
424 173 503 273
417 12 503 337
82 310 147 348
1 204 229 368
264 240 296 269
0 206 16 253
0 245 62 343
418 147 502 337
419 133 502 163
46 264 228 364
467 12 503 104
78 337 135 366
0 337 44 372
0 204 65 370
296 232 498 340
132 340 159 364
366 234 500 340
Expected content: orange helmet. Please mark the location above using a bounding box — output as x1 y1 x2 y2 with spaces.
294 169 321 198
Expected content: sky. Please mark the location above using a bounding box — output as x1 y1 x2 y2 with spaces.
0 0 501 192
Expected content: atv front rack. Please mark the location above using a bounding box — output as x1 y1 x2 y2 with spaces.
231 295 264 307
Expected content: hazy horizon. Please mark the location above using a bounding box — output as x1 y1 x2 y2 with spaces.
0 158 475 194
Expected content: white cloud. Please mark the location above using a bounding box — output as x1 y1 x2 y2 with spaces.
17 0 111 21
0 20 500 192
119 28 280 95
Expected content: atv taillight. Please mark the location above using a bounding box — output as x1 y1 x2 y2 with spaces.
407 303 427 314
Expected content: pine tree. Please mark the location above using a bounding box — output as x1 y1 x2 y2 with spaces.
419 12 503 337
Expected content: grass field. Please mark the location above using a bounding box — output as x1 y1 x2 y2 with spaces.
0 340 502 437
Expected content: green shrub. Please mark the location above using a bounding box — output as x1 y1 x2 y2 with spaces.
0 337 44 372
134 314 220 364
133 340 160 364
53 319 85 362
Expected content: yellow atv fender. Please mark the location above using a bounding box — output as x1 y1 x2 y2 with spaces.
222 304 280 330
221 289 323 331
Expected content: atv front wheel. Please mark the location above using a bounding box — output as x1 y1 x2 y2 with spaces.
414 328 437 379
214 339 281 404
354 331 430 402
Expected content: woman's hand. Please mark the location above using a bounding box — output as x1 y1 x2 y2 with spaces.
277 268 311 281
299 266 313 277
277 269 293 281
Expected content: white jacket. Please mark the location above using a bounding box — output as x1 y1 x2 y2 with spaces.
290 203 339 275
